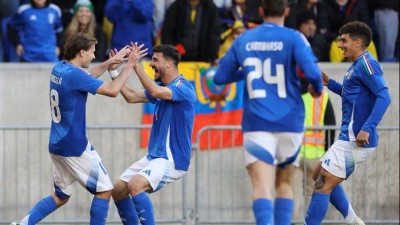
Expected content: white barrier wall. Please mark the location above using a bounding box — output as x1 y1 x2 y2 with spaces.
0 63 398 126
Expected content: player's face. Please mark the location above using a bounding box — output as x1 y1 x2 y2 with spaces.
338 33 358 62
33 0 46 7
150 52 167 82
76 6 93 26
81 45 95 68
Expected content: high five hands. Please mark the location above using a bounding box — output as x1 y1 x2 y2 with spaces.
108 42 148 71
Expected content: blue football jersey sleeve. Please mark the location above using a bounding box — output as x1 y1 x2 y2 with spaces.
70 68 103 94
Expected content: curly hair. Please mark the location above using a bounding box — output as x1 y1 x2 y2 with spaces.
339 21 372 49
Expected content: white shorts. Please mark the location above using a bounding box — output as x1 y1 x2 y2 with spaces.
320 140 375 179
243 131 303 167
51 142 113 198
119 156 186 193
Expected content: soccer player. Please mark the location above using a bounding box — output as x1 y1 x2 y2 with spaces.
10 31 148 225
213 0 323 224
304 21 391 225
109 45 196 225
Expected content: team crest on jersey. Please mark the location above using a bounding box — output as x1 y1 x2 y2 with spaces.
344 68 354 80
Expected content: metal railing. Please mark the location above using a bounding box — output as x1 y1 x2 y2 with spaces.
1 125 399 225
194 125 400 225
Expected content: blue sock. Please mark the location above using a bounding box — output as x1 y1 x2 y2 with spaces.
23 196 57 225
114 196 139 225
252 198 273 225
274 198 294 225
132 192 155 225
90 197 109 225
330 184 356 223
304 193 330 225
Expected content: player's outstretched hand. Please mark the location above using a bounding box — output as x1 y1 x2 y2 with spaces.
126 42 148 68
322 71 330 86
108 45 132 71
307 84 322 98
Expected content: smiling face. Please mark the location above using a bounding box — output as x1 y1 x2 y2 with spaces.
338 33 361 62
76 6 93 26
150 52 168 82
81 44 95 68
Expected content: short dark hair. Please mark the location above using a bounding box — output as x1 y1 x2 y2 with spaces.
339 21 372 49
63 31 97 60
30 0 50 8
261 0 288 17
152 45 181 67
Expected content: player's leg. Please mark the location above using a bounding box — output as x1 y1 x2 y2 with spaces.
127 175 154 225
112 179 139 225
244 132 277 225
61 145 113 225
274 132 303 225
311 142 374 225
305 168 343 225
15 153 75 225
275 165 296 225
128 157 186 225
16 193 68 225
246 161 274 225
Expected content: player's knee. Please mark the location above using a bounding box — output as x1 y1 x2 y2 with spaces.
128 178 148 196
111 179 129 200
313 175 330 193
96 190 112 200
51 193 69 206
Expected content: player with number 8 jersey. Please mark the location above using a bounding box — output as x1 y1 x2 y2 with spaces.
10 31 148 225
213 0 323 224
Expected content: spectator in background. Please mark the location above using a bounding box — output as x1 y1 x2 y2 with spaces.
285 0 331 37
152 0 175 44
51 0 76 29
324 0 370 43
7 0 63 62
370 0 399 62
214 0 232 18
218 19 246 58
220 0 261 31
105 0 153 57
161 0 221 63
296 11 330 62
0 0 27 61
300 88 335 211
59 0 107 62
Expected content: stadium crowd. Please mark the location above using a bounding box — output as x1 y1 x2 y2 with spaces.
0 0 398 63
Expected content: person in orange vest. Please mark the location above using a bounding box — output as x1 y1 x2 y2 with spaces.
300 89 336 208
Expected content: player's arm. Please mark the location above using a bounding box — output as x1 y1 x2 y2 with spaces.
96 43 148 97
119 85 149 103
293 32 323 96
133 64 173 100
89 46 131 78
213 46 243 85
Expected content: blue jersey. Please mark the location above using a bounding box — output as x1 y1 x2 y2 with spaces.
214 22 323 132
327 52 389 147
49 61 103 156
9 3 62 62
145 75 196 171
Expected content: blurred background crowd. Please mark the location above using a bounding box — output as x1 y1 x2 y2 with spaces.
0 0 398 64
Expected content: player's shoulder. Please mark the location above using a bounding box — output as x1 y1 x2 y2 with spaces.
18 3 32 14
49 3 62 15
355 52 383 76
